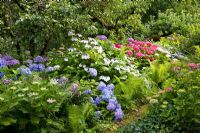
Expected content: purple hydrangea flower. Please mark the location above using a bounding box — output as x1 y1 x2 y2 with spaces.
83 89 92 94
96 35 107 40
114 108 123 121
71 83 79 93
57 77 68 85
107 83 115 91
2 56 20 66
106 102 116 111
94 97 102 104
89 68 97 77
127 38 134 43
98 82 107 91
33 56 48 63
3 79 12 85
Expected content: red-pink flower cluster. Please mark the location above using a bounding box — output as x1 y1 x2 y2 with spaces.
188 63 199 70
114 38 158 60
127 39 158 58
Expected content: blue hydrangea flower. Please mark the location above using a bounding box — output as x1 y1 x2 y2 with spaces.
106 102 116 111
0 59 6 68
89 68 97 77
29 63 45 71
18 67 32 76
114 108 123 121
46 66 55 72
107 83 115 91
101 89 113 101
98 81 107 91
94 97 102 104
108 97 118 105
0 72 4 78
83 89 92 94
94 110 102 116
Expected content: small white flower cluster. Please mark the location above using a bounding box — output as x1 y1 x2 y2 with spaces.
28 92 38 97
47 98 56 103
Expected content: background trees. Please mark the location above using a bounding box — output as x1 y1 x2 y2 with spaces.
0 0 199 59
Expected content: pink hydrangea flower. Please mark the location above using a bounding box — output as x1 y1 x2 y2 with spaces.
126 50 133 56
133 45 140 51
136 51 145 58
114 44 122 49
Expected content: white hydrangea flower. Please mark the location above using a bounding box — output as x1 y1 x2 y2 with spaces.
79 64 83 67
54 65 60 70
71 37 78 41
94 46 103 53
50 79 58 85
68 30 75 36
85 44 92 48
64 57 68 61
84 67 89 72
90 41 98 45
81 54 90 59
104 58 111 66
77 33 82 37
99 76 110 82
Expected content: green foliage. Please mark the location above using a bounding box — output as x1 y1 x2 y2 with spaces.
115 75 151 110
147 61 171 87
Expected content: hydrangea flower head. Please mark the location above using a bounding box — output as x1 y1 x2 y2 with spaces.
81 54 90 59
33 56 48 63
46 66 55 72
89 68 97 77
98 81 107 91
106 102 116 111
94 97 102 105
18 67 32 75
0 59 6 68
114 108 123 121
0 72 4 78
29 63 45 71
107 84 115 91
96 35 107 40
83 89 92 95
126 50 133 56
